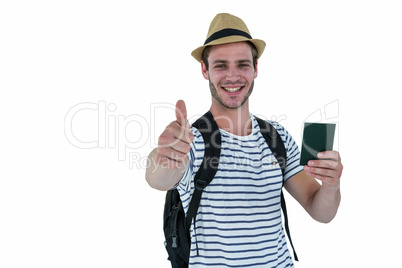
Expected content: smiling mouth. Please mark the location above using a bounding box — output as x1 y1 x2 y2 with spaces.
223 86 243 93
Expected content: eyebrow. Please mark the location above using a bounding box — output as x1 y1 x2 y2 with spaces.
212 59 252 65
212 60 228 65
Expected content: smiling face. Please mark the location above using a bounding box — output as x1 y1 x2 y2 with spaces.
201 42 258 111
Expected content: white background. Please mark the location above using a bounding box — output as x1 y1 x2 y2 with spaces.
1 0 401 267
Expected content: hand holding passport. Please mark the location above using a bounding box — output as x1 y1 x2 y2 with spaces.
300 123 336 166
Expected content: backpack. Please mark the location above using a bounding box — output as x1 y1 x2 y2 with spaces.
163 111 298 268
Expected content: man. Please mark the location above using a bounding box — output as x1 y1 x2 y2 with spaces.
146 13 343 267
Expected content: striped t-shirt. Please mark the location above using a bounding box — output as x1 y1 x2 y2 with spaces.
177 114 303 268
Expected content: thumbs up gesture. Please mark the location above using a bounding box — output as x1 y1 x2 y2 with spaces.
155 100 194 169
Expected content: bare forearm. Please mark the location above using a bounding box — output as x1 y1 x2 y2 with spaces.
145 148 188 191
302 151 343 223
308 184 341 223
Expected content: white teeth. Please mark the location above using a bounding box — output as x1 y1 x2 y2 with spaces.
224 87 241 92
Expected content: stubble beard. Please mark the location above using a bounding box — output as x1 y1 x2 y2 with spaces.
209 79 254 110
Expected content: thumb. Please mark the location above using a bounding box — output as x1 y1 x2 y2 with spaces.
175 99 188 126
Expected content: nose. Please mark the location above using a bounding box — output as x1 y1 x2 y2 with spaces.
226 66 240 81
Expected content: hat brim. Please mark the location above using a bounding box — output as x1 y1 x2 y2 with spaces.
191 36 266 63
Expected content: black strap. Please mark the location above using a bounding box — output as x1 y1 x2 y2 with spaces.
185 111 221 238
255 117 287 173
255 116 298 261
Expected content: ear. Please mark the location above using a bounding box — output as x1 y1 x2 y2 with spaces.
201 60 209 80
254 59 259 79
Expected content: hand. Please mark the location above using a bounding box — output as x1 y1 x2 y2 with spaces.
303 151 343 189
155 100 194 169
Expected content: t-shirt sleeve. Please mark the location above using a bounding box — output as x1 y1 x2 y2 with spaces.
176 127 201 194
176 145 194 193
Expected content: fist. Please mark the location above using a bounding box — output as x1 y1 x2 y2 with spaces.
304 151 343 189
155 100 194 169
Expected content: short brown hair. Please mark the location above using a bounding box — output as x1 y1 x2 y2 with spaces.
201 41 258 70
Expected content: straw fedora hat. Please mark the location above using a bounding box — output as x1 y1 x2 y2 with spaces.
191 13 266 62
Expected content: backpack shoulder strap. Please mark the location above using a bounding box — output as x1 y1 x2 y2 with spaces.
255 116 299 262
191 111 221 190
255 116 287 175
185 111 221 238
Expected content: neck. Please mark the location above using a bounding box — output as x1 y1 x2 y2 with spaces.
209 101 252 136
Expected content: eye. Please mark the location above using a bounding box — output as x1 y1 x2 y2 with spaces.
214 64 227 70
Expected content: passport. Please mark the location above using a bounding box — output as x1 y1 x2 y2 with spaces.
300 122 336 166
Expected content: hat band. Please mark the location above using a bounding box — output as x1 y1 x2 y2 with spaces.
204 28 252 45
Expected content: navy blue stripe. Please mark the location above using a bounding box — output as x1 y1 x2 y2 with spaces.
197 208 281 218
220 147 268 155
190 257 293 268
206 181 282 189
191 232 283 247
200 227 282 239
193 243 281 254
221 134 265 146
201 193 280 203
202 187 281 195
218 153 275 163
199 200 281 210
216 167 281 176
197 219 281 233
190 233 288 250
